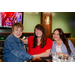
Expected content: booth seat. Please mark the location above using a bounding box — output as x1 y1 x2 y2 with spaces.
67 38 75 47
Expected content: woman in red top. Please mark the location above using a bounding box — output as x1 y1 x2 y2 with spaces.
23 24 53 57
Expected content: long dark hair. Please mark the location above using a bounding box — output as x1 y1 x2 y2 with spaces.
33 24 46 48
53 28 71 55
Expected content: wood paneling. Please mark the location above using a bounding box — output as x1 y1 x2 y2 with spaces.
41 12 52 39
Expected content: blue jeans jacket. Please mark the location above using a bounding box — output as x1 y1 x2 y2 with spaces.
3 34 34 62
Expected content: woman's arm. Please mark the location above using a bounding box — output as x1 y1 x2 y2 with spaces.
68 39 75 55
33 49 51 57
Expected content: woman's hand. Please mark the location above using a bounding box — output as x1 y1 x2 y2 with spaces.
21 38 28 44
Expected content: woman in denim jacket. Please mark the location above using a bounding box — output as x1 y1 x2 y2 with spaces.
3 22 38 62
50 28 75 56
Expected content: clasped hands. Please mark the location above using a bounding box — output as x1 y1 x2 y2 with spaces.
31 57 43 62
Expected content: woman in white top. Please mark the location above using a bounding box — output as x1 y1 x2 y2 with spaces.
50 28 75 56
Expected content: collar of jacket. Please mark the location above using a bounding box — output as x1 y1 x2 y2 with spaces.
53 41 65 47
11 33 21 43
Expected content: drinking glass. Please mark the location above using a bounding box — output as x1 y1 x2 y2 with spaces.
52 52 58 62
72 50 75 56
68 55 75 62
68 50 75 62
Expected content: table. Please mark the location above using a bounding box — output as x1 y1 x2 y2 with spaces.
40 56 52 62
28 56 52 62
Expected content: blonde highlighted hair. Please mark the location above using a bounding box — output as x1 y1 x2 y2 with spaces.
12 22 23 31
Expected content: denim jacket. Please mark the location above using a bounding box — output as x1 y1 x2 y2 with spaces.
3 34 34 62
50 40 75 55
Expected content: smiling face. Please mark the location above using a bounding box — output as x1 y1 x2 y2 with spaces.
35 28 43 37
53 30 61 41
13 26 22 39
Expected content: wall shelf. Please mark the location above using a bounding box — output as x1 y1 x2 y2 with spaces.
0 47 4 49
